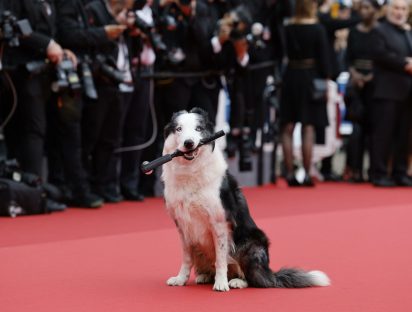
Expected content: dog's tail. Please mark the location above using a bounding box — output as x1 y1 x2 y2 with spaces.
247 265 330 288
271 268 330 288
242 243 330 288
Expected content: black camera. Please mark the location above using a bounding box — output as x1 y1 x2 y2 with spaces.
246 23 267 50
52 56 81 93
94 54 127 84
133 13 167 52
0 11 32 47
217 5 251 42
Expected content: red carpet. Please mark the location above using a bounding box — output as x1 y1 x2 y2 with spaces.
1 182 412 312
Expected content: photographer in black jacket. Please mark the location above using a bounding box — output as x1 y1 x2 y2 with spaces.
49 0 127 208
154 0 215 124
2 1 76 191
83 0 138 203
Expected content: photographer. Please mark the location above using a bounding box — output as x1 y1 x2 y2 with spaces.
210 5 254 169
1 0 76 211
82 0 137 203
154 0 216 124
117 0 156 201
48 0 127 208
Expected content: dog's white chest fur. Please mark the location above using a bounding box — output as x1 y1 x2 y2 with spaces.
163 150 228 247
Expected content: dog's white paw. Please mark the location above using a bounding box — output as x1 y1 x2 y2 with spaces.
196 274 213 284
213 277 230 292
166 276 187 286
228 278 248 289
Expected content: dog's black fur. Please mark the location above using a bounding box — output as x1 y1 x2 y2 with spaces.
220 172 315 288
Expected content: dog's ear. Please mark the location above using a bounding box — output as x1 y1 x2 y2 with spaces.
190 107 215 130
164 110 187 139
190 107 209 119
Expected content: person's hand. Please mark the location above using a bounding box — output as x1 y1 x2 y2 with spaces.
63 49 78 67
405 60 412 74
350 69 364 88
233 38 248 61
47 40 64 64
104 25 127 40
363 73 373 82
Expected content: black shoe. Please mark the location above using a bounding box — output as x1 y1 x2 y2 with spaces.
70 192 104 208
101 192 124 203
286 176 301 187
394 176 412 187
373 177 396 187
121 187 144 201
46 199 67 212
322 172 342 182
302 175 315 187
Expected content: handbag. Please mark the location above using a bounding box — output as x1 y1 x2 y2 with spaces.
312 78 328 102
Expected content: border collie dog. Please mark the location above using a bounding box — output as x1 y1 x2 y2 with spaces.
162 108 330 291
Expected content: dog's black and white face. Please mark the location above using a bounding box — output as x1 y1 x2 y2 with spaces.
163 108 215 162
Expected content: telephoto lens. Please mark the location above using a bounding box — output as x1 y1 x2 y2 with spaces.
80 60 98 100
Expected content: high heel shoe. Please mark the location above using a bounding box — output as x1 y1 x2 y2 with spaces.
302 175 315 187
286 176 301 187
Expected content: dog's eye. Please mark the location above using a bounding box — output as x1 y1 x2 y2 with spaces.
176 126 182 132
195 126 203 132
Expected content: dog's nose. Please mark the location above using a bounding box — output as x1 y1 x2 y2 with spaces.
184 139 195 150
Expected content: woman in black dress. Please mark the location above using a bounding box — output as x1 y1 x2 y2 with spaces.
280 0 331 186
344 0 380 182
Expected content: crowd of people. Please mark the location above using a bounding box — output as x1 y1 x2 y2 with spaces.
0 0 412 214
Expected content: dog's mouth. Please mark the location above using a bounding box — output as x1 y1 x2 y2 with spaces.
182 148 199 161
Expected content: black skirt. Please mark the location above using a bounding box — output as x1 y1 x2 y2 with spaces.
280 67 329 128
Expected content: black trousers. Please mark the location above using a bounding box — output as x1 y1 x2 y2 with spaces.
346 82 374 175
370 98 412 180
120 70 153 193
46 92 89 196
155 78 216 131
5 69 52 176
82 83 126 194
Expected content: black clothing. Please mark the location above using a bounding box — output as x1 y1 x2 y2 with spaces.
120 68 153 194
82 0 134 197
280 23 331 127
4 69 52 176
345 26 377 177
2 0 56 67
373 20 412 102
346 27 377 76
318 12 360 79
370 19 412 180
55 0 110 57
3 0 58 176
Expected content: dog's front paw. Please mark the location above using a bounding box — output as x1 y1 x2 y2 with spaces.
166 276 187 286
213 277 229 292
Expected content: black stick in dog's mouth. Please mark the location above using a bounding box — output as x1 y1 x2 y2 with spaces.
182 148 200 161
